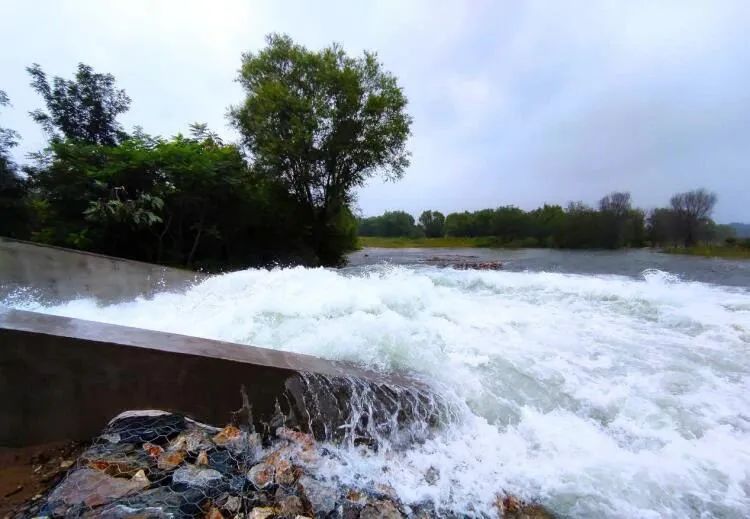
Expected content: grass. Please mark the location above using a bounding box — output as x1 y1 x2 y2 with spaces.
663 245 750 260
357 236 505 248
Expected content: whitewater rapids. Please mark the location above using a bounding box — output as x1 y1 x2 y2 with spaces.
8 265 750 517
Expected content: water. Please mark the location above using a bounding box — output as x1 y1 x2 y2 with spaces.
5 249 750 517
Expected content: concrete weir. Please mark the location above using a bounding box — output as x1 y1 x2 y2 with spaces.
0 307 443 448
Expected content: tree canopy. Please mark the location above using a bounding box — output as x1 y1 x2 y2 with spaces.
230 34 412 263
27 63 131 145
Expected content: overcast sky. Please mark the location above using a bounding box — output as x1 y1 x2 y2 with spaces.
2 1 749 222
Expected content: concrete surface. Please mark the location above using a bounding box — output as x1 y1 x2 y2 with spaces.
0 237 204 303
0 308 432 447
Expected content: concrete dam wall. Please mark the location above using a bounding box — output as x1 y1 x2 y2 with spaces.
0 240 441 448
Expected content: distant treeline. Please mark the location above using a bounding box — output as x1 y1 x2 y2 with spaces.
0 35 412 270
359 191 740 249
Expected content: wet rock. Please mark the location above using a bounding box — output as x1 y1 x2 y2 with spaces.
89 486 206 518
278 495 305 518
298 476 337 517
80 443 152 477
143 442 165 460
196 450 209 466
247 463 275 489
131 469 150 486
157 449 186 471
212 425 248 454
359 500 403 519
46 468 149 515
424 467 440 486
170 425 215 453
276 427 315 450
248 506 277 519
205 506 224 519
274 458 297 486
105 413 187 444
209 449 240 474
216 493 242 514
172 464 224 489
495 495 554 519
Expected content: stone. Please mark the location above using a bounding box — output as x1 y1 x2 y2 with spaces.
59 459 74 469
359 500 403 519
131 469 150 486
196 450 209 466
276 428 315 450
205 506 224 519
247 463 275 489
86 486 206 518
495 495 554 519
157 449 186 471
219 494 242 513
274 459 297 486
248 507 277 519
143 442 165 459
105 413 187 444
297 476 337 517
278 495 305 518
46 468 149 515
81 443 151 477
83 503 174 518
172 464 224 489
424 467 440 485
170 425 214 453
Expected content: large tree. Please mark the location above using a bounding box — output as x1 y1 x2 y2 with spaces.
418 210 445 238
27 63 131 145
0 90 28 238
670 188 717 246
229 34 412 264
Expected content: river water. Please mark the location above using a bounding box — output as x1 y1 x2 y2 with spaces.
7 248 750 517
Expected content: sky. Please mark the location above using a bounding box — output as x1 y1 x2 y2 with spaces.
1 0 749 222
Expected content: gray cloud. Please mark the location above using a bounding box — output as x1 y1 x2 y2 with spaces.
2 0 748 221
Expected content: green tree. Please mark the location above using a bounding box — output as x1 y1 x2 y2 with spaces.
418 210 445 237
669 188 717 246
229 34 412 264
27 63 131 145
0 90 29 238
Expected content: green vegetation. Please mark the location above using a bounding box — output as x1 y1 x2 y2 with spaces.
358 190 741 253
664 238 750 259
0 35 411 269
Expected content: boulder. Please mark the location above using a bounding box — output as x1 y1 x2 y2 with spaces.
359 500 403 519
172 464 224 489
247 463 275 489
46 468 149 515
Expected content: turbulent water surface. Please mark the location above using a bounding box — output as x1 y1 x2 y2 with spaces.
6 249 750 518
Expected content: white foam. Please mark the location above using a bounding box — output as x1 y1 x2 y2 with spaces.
9 266 750 517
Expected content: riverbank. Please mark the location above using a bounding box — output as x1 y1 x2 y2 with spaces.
663 245 750 260
358 236 505 248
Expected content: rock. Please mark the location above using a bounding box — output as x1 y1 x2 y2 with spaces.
424 467 439 486
85 486 206 518
131 469 150 486
278 495 305 518
359 500 403 519
196 450 209 466
297 476 336 517
495 495 554 519
217 494 242 513
172 464 224 489
157 449 186 471
83 503 174 518
46 468 149 515
59 459 74 469
248 507 277 519
170 425 214 453
81 443 152 477
105 413 187 444
213 425 244 449
276 427 315 450
247 463 275 489
205 506 224 519
274 459 297 486
208 449 240 474
143 442 165 459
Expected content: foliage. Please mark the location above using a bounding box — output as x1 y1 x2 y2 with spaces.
0 90 29 238
669 188 717 246
358 210 420 237
418 210 445 238
358 236 502 248
229 33 412 264
27 63 131 145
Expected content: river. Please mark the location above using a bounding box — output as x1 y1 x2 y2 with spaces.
6 248 750 517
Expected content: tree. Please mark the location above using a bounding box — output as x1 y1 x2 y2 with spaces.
0 90 28 238
229 34 412 264
670 188 717 246
27 63 131 145
418 210 445 237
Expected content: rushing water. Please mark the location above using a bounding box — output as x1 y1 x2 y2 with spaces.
6 249 750 517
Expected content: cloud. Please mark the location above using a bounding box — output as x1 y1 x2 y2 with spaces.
2 0 748 221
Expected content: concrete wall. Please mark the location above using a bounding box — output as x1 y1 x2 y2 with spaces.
0 308 431 447
0 237 204 303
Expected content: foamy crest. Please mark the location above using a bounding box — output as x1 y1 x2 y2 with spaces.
8 266 750 517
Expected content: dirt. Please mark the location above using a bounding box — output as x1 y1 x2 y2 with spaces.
0 440 85 518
